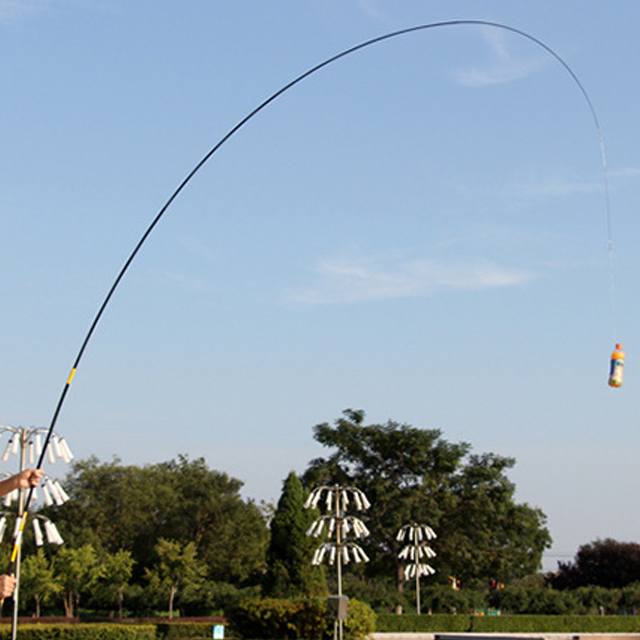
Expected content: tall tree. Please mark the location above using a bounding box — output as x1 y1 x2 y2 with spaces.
263 471 327 598
145 539 206 619
303 409 550 590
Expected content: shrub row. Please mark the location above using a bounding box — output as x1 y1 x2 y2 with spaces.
376 613 640 633
0 624 157 640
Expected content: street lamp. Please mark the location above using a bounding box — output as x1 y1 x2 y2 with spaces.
397 523 437 614
305 485 370 640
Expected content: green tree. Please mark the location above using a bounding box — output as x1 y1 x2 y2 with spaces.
145 538 206 619
54 544 103 617
262 471 327 598
552 539 640 589
52 456 269 586
94 549 135 618
303 409 550 590
20 549 61 617
439 452 551 585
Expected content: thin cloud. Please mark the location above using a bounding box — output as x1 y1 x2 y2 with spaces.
0 0 48 20
292 256 535 305
508 165 640 199
453 28 549 87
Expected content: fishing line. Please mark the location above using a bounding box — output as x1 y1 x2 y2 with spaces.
11 19 617 572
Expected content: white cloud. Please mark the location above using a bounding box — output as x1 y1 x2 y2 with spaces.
453 28 549 87
292 256 535 304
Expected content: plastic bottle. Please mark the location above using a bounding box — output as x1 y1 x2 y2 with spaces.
608 343 625 388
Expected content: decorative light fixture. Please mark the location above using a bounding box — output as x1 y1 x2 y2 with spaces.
305 485 371 640
397 523 437 614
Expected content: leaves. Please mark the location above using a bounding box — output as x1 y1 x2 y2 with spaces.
303 409 551 590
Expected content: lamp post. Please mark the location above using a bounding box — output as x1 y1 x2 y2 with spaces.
305 485 370 640
0 426 71 638
397 523 437 614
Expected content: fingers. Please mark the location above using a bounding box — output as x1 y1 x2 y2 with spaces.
17 469 44 489
0 574 16 599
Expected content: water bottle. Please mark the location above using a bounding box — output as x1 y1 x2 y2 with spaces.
608 343 625 388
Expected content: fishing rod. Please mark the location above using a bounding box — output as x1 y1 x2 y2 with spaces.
9 17 617 583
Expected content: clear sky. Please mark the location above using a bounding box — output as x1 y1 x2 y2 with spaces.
2 1 639 573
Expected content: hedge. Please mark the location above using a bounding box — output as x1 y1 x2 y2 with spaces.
0 624 157 640
472 614 640 633
376 614 470 632
377 613 640 634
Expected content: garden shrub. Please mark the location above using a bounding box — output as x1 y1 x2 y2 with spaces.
228 597 374 640
0 624 156 640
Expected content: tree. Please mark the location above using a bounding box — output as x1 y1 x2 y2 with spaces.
52 455 269 586
145 538 206 619
262 471 327 598
303 409 551 590
20 549 61 617
55 544 103 617
95 549 135 618
552 539 640 589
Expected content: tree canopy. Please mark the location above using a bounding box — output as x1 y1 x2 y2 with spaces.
302 409 551 590
50 455 269 587
552 539 640 589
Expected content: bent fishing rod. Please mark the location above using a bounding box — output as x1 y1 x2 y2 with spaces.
9 19 616 570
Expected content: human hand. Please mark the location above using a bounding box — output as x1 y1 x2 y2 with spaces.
0 574 16 599
15 469 44 489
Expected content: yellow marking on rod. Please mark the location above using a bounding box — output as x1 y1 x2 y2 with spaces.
67 368 77 385
10 514 28 563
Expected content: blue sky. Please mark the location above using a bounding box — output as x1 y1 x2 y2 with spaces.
2 1 640 573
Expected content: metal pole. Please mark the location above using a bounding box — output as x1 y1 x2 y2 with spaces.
416 568 421 615
11 428 27 640
335 487 343 640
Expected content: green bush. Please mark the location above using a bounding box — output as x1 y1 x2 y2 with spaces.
0 624 156 640
228 597 375 640
342 599 376 640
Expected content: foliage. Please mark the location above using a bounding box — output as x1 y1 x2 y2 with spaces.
92 550 135 618
20 549 62 617
552 538 640 589
51 455 269 589
55 544 104 617
0 624 156 640
376 613 473 632
376 614 640 634
144 539 207 619
303 409 551 590
342 598 376 639
471 615 640 633
263 471 327 598
341 574 413 613
229 597 374 640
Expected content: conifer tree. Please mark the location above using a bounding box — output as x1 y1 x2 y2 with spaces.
263 471 327 597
